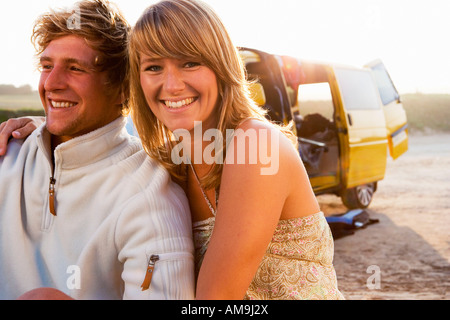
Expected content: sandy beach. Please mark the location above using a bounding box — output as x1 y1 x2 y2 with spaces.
319 132 450 300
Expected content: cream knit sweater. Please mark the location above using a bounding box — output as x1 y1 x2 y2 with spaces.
0 117 195 300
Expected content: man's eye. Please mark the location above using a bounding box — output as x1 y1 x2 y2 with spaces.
70 66 84 72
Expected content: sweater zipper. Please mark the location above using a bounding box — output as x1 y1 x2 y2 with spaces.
48 177 57 216
141 254 160 291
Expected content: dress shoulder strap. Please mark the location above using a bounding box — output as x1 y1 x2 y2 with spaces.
189 163 218 216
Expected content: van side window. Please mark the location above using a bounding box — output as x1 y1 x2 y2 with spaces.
296 82 335 139
297 82 334 122
370 64 399 105
335 68 380 110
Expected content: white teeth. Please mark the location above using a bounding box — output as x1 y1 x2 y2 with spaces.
164 98 195 109
51 101 77 108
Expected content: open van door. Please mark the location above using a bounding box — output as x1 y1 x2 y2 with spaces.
333 66 388 190
366 60 409 159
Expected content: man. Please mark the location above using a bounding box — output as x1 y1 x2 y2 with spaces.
0 0 195 299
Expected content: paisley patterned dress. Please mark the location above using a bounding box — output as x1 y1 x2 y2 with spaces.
189 162 344 300
193 211 345 300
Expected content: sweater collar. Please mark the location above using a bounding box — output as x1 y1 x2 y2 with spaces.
36 117 133 169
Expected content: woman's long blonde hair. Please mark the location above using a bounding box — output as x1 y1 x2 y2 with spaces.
129 0 292 190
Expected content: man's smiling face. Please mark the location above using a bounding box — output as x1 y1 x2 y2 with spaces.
39 35 122 144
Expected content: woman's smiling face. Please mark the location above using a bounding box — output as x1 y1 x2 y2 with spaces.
139 54 219 133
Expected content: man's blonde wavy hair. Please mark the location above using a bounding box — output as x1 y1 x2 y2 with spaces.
129 0 294 190
32 0 131 113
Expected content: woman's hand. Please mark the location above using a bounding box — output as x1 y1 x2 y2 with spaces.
17 287 74 300
0 116 45 156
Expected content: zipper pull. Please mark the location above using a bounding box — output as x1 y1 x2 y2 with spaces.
141 255 159 291
49 177 56 216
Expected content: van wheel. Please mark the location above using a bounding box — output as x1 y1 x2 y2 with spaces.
341 183 376 209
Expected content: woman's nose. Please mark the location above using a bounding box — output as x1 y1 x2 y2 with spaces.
163 67 185 93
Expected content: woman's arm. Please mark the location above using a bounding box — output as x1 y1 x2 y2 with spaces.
0 116 44 156
195 120 319 299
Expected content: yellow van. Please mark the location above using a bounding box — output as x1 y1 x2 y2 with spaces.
240 48 408 209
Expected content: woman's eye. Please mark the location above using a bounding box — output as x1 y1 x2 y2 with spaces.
184 62 201 68
144 65 162 72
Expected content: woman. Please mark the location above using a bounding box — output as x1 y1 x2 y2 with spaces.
0 0 343 300
129 0 343 300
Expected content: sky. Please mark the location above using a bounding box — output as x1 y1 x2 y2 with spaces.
1 0 449 94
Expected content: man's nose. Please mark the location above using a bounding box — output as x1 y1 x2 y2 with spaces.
43 66 67 92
